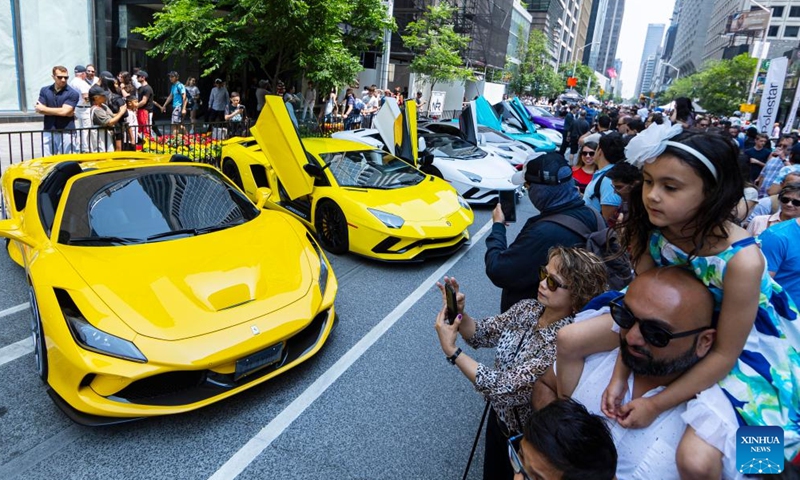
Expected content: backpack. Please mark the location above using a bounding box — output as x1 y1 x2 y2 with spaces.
588 170 608 201
543 209 634 290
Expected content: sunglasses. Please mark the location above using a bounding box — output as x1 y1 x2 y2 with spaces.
780 196 800 207
539 266 568 292
507 434 532 480
581 150 595 156
55 75 69 80
609 295 712 348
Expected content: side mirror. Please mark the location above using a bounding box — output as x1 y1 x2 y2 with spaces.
418 137 427 153
255 187 272 209
419 152 435 168
303 163 324 178
0 219 36 247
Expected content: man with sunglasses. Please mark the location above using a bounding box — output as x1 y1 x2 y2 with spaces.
35 65 80 157
533 268 742 479
759 183 800 305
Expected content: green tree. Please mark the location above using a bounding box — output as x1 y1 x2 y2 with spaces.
507 30 561 98
401 3 474 91
134 0 394 89
664 54 756 115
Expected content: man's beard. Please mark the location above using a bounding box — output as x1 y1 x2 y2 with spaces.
620 336 701 377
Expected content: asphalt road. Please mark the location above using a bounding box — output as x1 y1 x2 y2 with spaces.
0 201 539 480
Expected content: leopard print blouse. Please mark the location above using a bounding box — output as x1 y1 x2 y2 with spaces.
464 298 573 434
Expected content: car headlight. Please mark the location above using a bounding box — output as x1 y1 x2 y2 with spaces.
54 288 147 363
457 195 471 210
458 169 482 183
368 208 405 229
307 233 329 297
66 314 147 363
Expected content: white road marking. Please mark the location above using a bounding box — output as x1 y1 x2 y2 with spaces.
208 219 494 480
0 338 33 367
0 302 29 318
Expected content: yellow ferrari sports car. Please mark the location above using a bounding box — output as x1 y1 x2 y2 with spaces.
220 96 474 261
0 152 336 425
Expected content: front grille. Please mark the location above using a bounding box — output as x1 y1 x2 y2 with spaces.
106 309 332 406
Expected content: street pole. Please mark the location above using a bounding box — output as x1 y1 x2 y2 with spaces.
378 0 394 91
746 0 771 108
572 41 600 88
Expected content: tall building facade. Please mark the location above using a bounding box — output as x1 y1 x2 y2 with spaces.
527 0 586 67
588 0 625 75
575 0 595 64
634 24 666 97
706 0 800 62
668 0 714 76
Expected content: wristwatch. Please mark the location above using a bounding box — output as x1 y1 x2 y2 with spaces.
446 348 462 365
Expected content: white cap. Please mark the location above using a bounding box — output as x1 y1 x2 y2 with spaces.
743 187 758 202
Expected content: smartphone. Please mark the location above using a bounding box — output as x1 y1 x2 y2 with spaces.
499 190 517 223
445 283 458 325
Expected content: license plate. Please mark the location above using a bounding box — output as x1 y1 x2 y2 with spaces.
234 343 284 381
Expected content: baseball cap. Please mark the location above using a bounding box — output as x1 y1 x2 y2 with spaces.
791 143 800 156
99 70 115 80
214 78 222 84
137 70 148 79
88 85 106 98
511 152 572 186
167 71 178 77
74 65 86 73
743 187 758 203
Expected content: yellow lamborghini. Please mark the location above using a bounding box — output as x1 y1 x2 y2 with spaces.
220 96 474 261
0 152 337 424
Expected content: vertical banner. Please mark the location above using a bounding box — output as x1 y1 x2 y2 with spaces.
783 85 800 134
758 57 788 136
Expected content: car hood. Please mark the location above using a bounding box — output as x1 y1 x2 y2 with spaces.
438 153 517 180
532 116 564 130
344 177 462 222
60 214 314 341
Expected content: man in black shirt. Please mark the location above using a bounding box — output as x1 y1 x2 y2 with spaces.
745 133 772 182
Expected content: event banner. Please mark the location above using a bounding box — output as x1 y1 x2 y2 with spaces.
758 57 788 136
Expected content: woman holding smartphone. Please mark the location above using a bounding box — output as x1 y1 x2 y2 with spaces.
434 247 608 480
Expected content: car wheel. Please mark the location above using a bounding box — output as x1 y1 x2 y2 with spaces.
315 200 349 255
29 286 48 382
222 159 244 191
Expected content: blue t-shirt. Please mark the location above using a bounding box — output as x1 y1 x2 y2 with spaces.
760 219 800 305
583 164 621 213
170 81 186 109
38 84 79 130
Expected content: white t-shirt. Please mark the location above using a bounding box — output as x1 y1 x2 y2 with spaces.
569 314 742 480
70 77 91 107
571 349 686 479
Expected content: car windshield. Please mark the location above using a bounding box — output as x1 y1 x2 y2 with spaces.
58 166 259 245
422 135 486 159
322 150 424 189
530 106 554 118
478 127 513 143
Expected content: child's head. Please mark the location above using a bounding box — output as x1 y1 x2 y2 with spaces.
230 92 240 105
622 130 744 260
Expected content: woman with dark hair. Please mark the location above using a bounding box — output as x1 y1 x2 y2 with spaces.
557 124 800 479
672 96 694 127
572 140 598 193
434 246 608 480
